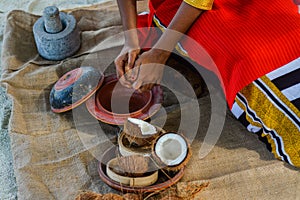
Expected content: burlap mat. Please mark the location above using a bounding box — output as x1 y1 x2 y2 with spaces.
1 1 300 199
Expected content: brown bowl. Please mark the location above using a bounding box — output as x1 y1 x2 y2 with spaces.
86 75 163 125
96 78 152 116
98 146 185 193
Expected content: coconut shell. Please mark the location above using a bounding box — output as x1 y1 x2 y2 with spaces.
123 118 160 147
160 195 183 200
102 193 124 200
118 155 150 177
122 193 142 200
118 131 153 157
176 181 209 198
109 155 151 177
149 188 181 200
75 191 103 200
151 132 192 172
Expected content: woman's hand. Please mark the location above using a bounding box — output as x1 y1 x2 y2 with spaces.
115 0 204 90
115 0 139 87
130 2 204 92
131 48 171 92
114 42 140 88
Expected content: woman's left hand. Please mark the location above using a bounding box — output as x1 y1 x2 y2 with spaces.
131 48 171 92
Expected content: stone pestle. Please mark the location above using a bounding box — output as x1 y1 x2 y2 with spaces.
33 6 81 61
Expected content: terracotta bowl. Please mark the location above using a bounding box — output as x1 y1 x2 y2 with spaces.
96 78 152 117
98 146 185 193
86 75 163 125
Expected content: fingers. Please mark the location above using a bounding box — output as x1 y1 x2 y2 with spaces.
115 48 140 86
132 79 156 93
119 75 132 88
139 83 155 92
132 56 142 81
115 55 133 88
124 61 138 82
119 62 133 87
132 80 143 91
127 51 138 69
114 53 127 79
131 60 157 92
127 50 141 81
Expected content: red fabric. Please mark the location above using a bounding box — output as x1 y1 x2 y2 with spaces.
137 0 300 108
136 13 159 49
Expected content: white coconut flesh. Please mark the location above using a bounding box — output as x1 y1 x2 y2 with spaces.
128 117 157 136
155 133 188 166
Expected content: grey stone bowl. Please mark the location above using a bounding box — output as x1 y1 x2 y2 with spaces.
33 7 81 61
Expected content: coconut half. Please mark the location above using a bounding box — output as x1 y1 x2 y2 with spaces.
123 118 160 146
127 117 157 136
153 132 191 170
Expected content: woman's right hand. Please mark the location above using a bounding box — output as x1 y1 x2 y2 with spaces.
114 43 141 88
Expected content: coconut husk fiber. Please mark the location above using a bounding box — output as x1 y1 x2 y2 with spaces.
1 0 300 200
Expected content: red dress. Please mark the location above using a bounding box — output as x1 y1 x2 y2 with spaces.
137 0 300 108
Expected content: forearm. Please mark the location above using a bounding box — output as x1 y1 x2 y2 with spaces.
117 0 139 46
153 2 204 55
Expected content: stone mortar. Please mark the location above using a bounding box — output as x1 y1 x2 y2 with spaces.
33 6 81 61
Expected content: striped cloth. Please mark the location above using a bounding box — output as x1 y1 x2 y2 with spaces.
231 58 300 167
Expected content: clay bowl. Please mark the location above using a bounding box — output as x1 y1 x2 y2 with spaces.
86 74 163 125
98 146 185 193
96 77 152 117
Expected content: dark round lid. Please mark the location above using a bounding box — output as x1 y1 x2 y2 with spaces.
50 66 104 113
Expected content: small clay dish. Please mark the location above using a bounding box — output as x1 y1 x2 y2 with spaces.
86 74 163 125
50 66 104 113
98 146 185 193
